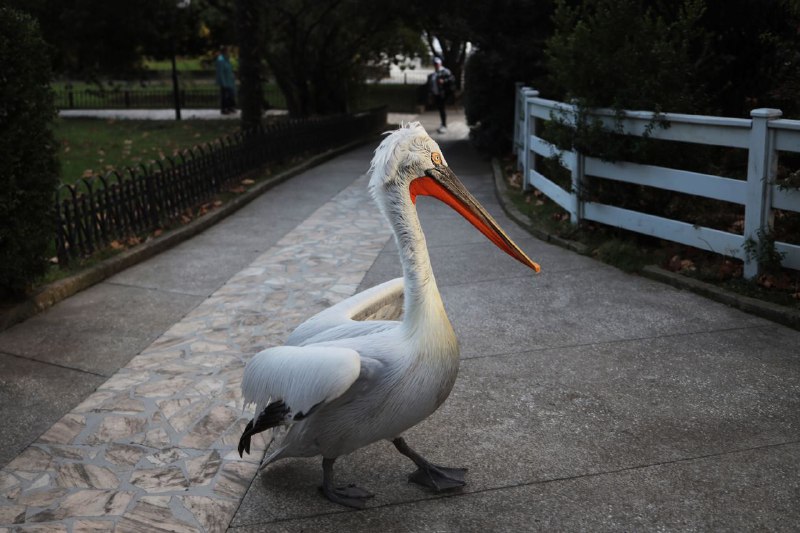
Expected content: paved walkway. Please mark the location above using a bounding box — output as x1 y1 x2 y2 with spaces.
1 111 799 531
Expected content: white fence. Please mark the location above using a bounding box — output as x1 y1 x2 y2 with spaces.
513 84 800 278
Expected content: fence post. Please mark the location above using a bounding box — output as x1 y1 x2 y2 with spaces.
513 82 524 160
743 108 781 279
521 88 539 191
570 150 585 225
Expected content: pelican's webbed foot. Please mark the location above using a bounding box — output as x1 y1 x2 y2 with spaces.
408 463 467 490
392 437 467 491
320 457 374 509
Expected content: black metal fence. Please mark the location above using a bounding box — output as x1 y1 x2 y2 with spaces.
54 85 287 110
53 83 424 113
54 108 387 265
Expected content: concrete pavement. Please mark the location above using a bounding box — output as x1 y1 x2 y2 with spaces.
1 110 799 531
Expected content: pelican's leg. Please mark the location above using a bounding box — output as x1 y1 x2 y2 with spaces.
319 457 374 509
392 437 467 491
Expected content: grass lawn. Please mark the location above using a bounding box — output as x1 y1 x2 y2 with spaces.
54 118 240 185
51 77 221 91
143 57 213 71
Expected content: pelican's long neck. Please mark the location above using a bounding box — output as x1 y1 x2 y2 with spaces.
384 186 454 341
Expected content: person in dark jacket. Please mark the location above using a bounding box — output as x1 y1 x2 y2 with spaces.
428 57 454 133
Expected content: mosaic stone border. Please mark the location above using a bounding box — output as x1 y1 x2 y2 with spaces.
0 174 392 532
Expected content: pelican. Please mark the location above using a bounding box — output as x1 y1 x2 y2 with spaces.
239 122 540 508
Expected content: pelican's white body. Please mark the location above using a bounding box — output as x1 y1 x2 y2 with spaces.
242 124 460 464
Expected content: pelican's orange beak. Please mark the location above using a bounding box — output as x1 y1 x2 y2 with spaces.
410 164 540 273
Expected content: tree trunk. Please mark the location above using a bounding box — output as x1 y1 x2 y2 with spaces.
235 0 263 129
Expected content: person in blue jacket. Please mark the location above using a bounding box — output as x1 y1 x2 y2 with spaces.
215 46 237 114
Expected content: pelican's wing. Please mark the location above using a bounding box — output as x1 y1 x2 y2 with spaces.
242 345 360 418
238 344 361 457
286 277 404 346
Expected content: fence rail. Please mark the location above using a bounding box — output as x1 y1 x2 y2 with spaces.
54 85 287 110
513 84 800 278
55 108 387 264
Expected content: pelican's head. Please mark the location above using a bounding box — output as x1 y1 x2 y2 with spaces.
369 123 540 273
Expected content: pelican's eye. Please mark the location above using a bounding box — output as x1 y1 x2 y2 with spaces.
431 152 443 166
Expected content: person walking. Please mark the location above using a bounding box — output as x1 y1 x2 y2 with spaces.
215 46 237 114
428 56 455 134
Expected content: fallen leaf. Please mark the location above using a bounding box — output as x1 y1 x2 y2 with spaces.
153 229 163 237
718 260 736 278
230 186 246 193
49 256 59 264
110 240 124 250
535 200 544 206
213 200 223 207
241 179 255 185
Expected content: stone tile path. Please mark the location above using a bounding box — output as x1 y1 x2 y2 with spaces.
0 174 392 532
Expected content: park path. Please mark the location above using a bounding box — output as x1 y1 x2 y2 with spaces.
1 110 799 531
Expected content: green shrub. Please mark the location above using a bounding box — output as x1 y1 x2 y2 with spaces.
464 50 510 154
546 0 709 113
0 7 59 296
463 0 556 155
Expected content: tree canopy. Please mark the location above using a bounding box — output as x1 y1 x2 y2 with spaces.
6 0 234 80
259 0 424 116
11 0 800 146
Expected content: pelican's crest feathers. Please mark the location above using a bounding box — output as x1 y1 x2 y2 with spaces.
368 123 447 196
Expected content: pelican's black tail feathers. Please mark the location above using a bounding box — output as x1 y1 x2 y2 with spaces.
238 400 290 457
